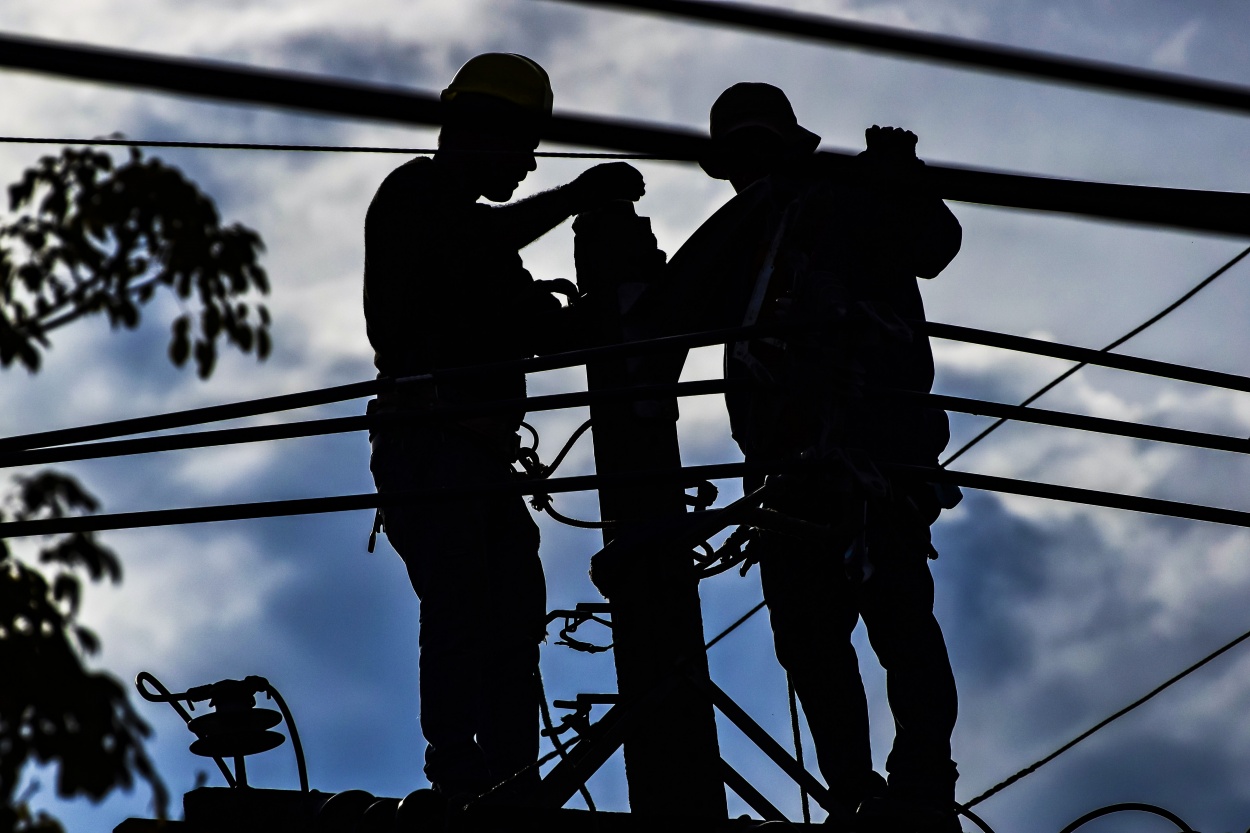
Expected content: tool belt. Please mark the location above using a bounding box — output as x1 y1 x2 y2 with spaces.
368 389 522 463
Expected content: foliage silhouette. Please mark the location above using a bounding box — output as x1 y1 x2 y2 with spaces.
0 146 271 832
0 145 270 378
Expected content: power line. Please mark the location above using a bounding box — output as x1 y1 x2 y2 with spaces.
964 622 1250 808
1 31 1249 234
4 459 1250 539
7 317 1250 464
704 601 766 651
547 0 1250 116
0 380 735 470
0 134 662 158
8 382 1249 474
0 322 777 454
899 463 1250 528
943 245 1250 466
920 320 1250 394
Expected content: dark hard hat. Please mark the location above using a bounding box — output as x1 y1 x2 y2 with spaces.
708 82 820 152
441 53 554 116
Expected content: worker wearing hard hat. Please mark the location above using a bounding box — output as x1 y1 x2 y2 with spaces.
635 83 964 832
363 53 644 804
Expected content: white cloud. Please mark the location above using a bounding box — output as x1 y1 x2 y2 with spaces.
79 528 298 674
1151 18 1202 71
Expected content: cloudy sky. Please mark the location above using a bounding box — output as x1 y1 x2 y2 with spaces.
4 1 1250 831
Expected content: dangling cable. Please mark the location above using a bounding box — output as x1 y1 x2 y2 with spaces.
263 684 309 793
136 672 235 787
536 668 598 812
786 675 810 824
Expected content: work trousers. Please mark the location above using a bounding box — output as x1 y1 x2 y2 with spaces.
370 424 546 800
757 493 958 811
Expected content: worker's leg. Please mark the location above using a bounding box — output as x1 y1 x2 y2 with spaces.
371 428 505 797
758 532 878 814
475 492 545 799
858 503 958 811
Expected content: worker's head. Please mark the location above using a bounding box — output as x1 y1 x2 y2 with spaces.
438 53 554 201
700 83 820 192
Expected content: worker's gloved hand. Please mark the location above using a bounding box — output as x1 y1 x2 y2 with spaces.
863 125 918 162
535 278 580 304
569 162 645 210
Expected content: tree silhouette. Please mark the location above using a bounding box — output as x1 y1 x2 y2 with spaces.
0 146 270 832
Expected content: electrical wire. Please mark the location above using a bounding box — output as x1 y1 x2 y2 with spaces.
536 669 598 812
0 133 665 158
964 622 1250 808
545 0 1250 117
135 672 236 788
2 31 1250 233
943 244 1250 466
786 675 810 824
8 314 1250 467
0 322 770 453
704 600 766 651
1055 803 1195 833
6 456 1250 539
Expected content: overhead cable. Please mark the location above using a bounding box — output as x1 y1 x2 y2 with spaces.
6 317 1250 461
704 601 767 651
1 31 1249 235
1055 803 1195 833
548 0 1250 116
0 460 797 539
7 382 1248 473
920 320 1250 394
943 245 1250 466
0 322 777 453
4 459 1250 539
0 134 660 158
964 623 1250 808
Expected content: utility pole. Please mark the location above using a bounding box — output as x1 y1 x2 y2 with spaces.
574 202 727 819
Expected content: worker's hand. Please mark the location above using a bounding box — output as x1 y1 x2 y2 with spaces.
570 162 646 209
863 125 918 162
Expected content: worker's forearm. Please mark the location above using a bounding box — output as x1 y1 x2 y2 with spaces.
492 184 582 249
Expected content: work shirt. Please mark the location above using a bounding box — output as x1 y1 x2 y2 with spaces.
363 157 568 432
636 154 961 468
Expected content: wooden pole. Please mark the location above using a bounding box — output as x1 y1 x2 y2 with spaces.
575 202 727 819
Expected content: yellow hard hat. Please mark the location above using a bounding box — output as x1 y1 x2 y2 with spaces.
441 53 554 116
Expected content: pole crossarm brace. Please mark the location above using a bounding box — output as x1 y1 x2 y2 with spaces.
1 31 1249 235
548 0 1250 117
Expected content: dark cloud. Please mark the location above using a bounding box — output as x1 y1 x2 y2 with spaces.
934 492 1052 686
266 30 434 87
1015 732 1250 833
446 2 587 76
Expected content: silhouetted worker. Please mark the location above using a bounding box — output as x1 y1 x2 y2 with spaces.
639 83 963 831
363 53 644 803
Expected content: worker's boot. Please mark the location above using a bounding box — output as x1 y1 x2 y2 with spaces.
825 771 887 831
856 788 962 833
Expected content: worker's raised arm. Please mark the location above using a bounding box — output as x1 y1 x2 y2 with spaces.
857 125 962 280
491 162 645 249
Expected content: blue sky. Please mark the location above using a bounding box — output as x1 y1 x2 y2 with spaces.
3 1 1250 831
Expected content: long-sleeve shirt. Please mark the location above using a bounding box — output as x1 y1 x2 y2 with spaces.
363 157 573 431
634 153 962 467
